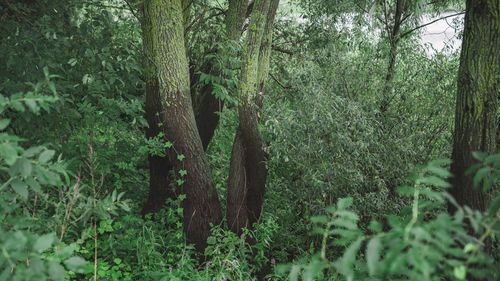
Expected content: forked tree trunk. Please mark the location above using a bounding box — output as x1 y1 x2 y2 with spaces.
142 0 222 250
227 0 279 234
449 0 499 213
142 0 249 213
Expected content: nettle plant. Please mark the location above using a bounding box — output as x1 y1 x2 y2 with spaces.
0 68 88 280
281 157 499 281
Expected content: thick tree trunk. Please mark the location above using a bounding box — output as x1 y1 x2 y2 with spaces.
143 0 222 250
227 0 279 234
449 0 499 213
140 2 174 215
142 0 248 213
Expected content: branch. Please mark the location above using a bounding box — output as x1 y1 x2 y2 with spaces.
272 45 294 55
399 11 465 40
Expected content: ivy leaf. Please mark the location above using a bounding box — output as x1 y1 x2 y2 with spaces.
176 179 185 186
165 141 173 148
178 169 187 177
177 154 185 161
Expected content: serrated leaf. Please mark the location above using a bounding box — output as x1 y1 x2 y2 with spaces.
419 175 450 188
38 149 55 163
472 167 489 188
11 179 28 200
0 143 18 165
34 233 55 253
0 119 10 130
366 237 381 276
64 256 88 273
48 262 66 281
427 165 452 178
337 237 363 281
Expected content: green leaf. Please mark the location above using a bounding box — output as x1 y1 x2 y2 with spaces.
427 165 452 178
472 167 489 188
419 175 450 188
177 154 185 161
178 169 187 177
487 195 500 217
0 143 18 165
11 179 28 200
165 141 173 148
453 265 466 280
38 149 55 163
337 197 353 209
366 236 381 276
48 262 66 281
64 256 88 273
34 233 55 253
0 119 10 130
10 158 32 178
337 237 363 281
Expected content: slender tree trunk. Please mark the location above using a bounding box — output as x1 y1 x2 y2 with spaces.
227 0 279 234
449 0 499 213
143 0 222 250
194 0 248 150
380 0 406 113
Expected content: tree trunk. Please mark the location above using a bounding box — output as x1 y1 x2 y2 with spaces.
140 2 175 215
194 0 248 150
227 0 279 234
449 0 499 213
142 0 248 213
380 0 406 113
143 0 222 250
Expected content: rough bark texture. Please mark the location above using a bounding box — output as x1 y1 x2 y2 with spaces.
140 2 174 215
143 0 222 250
142 0 248 213
227 0 279 234
449 0 499 213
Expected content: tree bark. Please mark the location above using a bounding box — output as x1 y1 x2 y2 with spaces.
143 0 222 250
140 1 174 215
193 0 249 150
380 0 406 113
449 0 499 213
142 0 249 213
227 0 279 234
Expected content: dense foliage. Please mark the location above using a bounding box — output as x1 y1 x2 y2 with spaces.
0 0 498 280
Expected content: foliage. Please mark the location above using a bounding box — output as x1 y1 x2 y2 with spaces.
280 158 499 280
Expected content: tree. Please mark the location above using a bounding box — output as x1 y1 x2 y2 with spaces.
449 0 499 212
142 0 249 214
227 0 280 234
141 0 222 250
